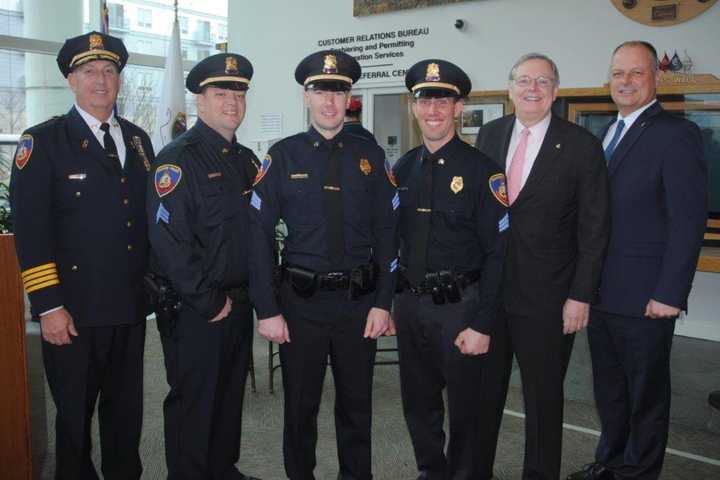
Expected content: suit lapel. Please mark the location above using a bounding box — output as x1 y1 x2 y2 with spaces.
498 115 515 171
608 102 662 177
513 115 563 207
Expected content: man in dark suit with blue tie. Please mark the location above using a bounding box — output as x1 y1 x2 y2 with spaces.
567 41 707 480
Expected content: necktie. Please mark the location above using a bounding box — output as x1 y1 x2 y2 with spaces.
406 149 433 286
604 119 625 163
100 122 121 169
507 127 530 205
323 141 345 266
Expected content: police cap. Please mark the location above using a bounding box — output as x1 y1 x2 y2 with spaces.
295 50 361 92
186 53 254 94
405 59 471 98
56 31 128 78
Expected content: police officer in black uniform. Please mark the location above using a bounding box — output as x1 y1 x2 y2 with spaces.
392 60 509 480
146 53 261 480
249 50 399 480
10 31 154 479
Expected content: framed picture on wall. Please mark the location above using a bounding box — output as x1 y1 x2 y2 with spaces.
461 103 504 134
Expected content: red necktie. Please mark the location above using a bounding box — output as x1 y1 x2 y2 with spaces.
507 127 530 205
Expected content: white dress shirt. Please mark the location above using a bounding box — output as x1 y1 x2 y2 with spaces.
602 99 657 149
505 112 552 188
75 104 127 167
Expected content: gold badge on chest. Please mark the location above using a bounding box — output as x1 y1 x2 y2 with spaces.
450 176 463 194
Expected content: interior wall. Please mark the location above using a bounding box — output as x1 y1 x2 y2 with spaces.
229 0 720 143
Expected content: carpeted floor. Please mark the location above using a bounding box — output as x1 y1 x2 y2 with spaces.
26 320 720 479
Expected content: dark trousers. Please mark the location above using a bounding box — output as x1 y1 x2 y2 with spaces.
42 321 146 480
476 309 575 480
588 309 676 480
394 292 486 480
279 282 377 480
158 301 253 480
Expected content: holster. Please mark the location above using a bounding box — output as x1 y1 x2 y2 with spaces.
349 263 377 300
144 273 181 335
285 265 317 298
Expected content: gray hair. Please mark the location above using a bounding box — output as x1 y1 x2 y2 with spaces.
508 53 560 85
611 41 659 71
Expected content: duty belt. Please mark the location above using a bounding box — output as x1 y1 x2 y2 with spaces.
398 268 481 305
282 263 377 299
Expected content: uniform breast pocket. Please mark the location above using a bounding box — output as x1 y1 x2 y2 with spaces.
346 185 373 226
283 185 323 225
56 173 91 213
434 194 474 226
199 182 228 226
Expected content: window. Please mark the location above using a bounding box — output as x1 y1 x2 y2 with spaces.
196 20 210 42
196 49 210 60
108 3 125 29
218 23 227 41
179 16 188 34
181 48 188 60
137 8 152 29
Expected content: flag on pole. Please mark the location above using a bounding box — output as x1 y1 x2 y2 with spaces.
100 0 109 33
152 15 187 152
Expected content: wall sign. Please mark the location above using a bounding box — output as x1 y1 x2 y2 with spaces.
316 27 431 83
610 0 718 27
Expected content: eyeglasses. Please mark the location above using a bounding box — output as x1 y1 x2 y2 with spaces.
415 97 454 109
512 75 556 89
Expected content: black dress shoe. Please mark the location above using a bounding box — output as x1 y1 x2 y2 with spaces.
709 390 720 410
239 475 262 480
566 463 614 480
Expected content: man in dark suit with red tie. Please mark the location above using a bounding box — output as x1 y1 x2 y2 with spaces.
475 53 610 480
567 41 707 480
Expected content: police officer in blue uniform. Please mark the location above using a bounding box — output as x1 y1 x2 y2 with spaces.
146 53 261 480
392 60 509 480
249 50 399 480
10 31 154 479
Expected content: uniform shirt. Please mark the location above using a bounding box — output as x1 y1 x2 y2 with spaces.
10 106 154 325
249 126 399 319
75 103 127 167
147 119 260 320
505 113 551 188
394 135 509 333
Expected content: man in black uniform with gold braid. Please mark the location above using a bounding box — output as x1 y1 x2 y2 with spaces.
249 50 399 480
10 31 154 479
392 60 509 480
146 53 261 480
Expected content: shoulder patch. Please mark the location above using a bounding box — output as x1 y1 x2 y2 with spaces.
14 134 34 170
488 173 508 207
154 164 183 197
253 154 272 186
384 158 397 187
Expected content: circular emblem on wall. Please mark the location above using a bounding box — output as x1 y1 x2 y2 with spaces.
610 0 718 27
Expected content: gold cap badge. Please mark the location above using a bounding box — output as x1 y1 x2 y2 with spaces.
323 54 338 74
359 158 372 175
89 33 104 50
425 63 440 82
450 176 464 194
225 56 239 75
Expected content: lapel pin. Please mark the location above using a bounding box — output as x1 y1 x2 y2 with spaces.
438 158 445 165
555 143 561 149
81 139 89 150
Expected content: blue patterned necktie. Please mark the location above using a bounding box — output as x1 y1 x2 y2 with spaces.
604 119 625 163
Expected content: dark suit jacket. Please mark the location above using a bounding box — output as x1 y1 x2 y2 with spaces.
475 114 609 319
594 101 706 317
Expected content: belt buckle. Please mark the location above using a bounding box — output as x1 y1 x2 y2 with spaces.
325 271 344 291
